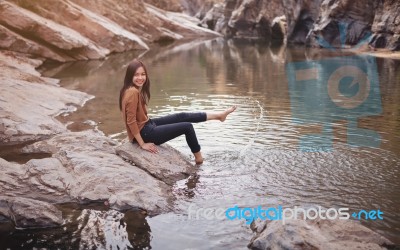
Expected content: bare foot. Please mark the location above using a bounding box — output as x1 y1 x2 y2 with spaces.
220 106 237 122
194 151 204 165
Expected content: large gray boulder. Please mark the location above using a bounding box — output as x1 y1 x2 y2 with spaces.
21 131 175 212
0 129 198 228
249 218 394 250
0 51 93 145
116 142 196 186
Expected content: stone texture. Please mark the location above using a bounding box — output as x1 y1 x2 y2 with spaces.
249 218 395 250
196 0 399 51
181 0 224 20
370 0 400 50
116 142 196 186
21 131 174 211
144 0 183 12
0 0 220 62
226 0 284 39
271 15 287 44
283 0 322 45
0 1 110 61
200 2 228 34
306 0 378 48
0 128 198 228
0 196 63 229
0 51 93 145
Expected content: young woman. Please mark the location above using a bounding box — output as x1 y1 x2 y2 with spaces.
119 59 236 164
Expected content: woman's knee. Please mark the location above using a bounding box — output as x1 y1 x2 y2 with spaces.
183 122 194 132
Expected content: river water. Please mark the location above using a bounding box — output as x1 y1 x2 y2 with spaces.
3 38 399 249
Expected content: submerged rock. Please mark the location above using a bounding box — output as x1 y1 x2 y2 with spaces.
249 218 394 250
0 196 63 228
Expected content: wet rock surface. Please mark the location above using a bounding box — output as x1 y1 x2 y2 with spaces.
0 129 197 228
0 196 63 229
249 218 395 250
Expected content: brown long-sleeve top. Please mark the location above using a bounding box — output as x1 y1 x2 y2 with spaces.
121 87 149 142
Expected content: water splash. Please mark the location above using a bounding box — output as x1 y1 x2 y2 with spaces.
239 98 266 158
77 209 133 250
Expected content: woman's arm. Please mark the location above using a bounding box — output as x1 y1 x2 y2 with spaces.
133 132 158 154
125 89 158 153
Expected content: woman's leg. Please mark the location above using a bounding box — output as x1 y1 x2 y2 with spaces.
151 106 237 126
145 107 236 164
206 106 237 121
141 122 201 153
151 112 206 126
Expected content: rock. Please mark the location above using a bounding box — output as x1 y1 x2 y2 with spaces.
307 0 377 48
0 196 63 229
0 126 197 226
0 0 222 62
144 3 221 40
0 1 109 61
227 0 275 39
200 3 226 32
20 130 175 212
181 0 224 20
0 51 93 145
283 0 322 45
5 0 149 54
370 0 400 51
271 15 287 44
115 142 196 186
248 218 394 250
144 0 183 12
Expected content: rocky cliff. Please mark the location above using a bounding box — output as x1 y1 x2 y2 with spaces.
0 0 219 62
1 0 398 62
200 0 400 50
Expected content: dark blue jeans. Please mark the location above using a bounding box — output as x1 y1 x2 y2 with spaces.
140 112 207 153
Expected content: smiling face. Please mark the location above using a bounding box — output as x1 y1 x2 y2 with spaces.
132 66 147 88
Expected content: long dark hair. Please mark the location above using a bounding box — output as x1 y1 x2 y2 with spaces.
119 59 151 111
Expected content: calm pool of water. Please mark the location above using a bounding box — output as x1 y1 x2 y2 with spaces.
6 38 399 249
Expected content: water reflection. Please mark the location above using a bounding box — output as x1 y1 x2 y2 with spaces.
36 38 400 247
0 203 151 250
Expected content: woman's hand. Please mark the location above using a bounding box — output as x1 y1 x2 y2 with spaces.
140 142 158 154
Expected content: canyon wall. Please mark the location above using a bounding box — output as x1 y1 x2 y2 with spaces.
0 0 219 62
201 0 400 50
0 0 398 63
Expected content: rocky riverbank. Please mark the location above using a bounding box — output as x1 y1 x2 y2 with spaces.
0 0 398 248
0 49 198 228
0 0 221 227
